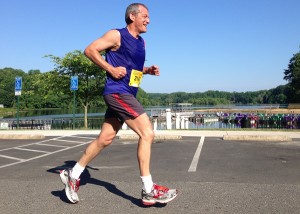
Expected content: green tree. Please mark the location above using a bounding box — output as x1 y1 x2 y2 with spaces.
0 67 26 108
33 71 70 108
264 85 287 104
46 50 106 128
284 52 300 102
22 70 41 109
137 88 151 106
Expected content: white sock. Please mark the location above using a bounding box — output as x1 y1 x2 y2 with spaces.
71 162 85 180
141 175 154 193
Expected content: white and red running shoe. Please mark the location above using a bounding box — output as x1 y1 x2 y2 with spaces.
60 169 80 203
141 184 178 206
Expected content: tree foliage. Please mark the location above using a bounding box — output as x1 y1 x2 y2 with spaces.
45 50 106 128
283 52 300 102
0 66 291 112
0 67 26 108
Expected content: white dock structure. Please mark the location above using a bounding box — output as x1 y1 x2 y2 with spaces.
150 103 219 130
150 103 193 130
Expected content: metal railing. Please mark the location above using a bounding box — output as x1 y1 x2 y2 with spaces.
0 117 105 130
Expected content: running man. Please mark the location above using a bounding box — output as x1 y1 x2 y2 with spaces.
60 3 178 206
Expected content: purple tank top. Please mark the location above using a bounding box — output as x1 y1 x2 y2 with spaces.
103 28 146 97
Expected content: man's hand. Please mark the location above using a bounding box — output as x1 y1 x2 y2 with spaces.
146 65 160 76
110 66 127 79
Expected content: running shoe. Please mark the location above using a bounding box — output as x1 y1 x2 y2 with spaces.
60 169 80 203
141 184 178 205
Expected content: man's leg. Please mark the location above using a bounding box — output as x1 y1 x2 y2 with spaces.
77 117 122 167
126 113 178 205
125 113 154 176
60 117 122 203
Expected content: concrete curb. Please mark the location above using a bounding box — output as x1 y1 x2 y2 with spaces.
223 135 292 141
0 134 45 140
119 134 182 140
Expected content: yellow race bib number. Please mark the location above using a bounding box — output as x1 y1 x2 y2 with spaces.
129 69 143 87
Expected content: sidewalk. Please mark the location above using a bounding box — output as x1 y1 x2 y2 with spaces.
0 129 299 140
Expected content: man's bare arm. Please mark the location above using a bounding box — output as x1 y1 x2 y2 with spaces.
84 30 126 79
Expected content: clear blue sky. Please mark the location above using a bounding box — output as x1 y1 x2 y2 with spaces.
1 0 299 93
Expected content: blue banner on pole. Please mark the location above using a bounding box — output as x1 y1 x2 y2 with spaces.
15 77 22 91
70 76 78 91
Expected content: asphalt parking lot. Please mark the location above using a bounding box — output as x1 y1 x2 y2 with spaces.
0 134 300 214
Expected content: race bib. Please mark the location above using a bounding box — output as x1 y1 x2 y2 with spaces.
129 69 143 87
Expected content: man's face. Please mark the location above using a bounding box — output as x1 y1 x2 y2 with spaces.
132 6 150 33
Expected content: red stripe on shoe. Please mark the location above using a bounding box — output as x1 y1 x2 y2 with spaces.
112 94 139 118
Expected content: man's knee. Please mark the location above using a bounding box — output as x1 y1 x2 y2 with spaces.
140 129 154 142
95 135 114 147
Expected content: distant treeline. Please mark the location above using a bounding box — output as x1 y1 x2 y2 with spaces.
139 50 300 106
137 86 289 106
0 66 295 110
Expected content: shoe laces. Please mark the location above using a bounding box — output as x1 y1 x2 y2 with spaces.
69 176 80 192
74 179 80 192
152 184 169 196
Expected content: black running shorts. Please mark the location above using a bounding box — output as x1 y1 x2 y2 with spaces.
103 94 145 122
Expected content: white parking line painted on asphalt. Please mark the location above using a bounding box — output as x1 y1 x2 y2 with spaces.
188 136 205 172
0 136 67 152
0 154 25 161
56 139 87 144
72 136 96 140
0 135 92 169
14 147 51 154
37 143 68 148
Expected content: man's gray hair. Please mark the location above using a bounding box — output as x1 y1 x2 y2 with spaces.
125 3 148 24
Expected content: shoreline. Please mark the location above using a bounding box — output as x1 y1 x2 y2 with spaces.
195 108 300 114
2 108 300 119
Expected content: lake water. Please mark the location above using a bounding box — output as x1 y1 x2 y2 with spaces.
1 105 297 130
